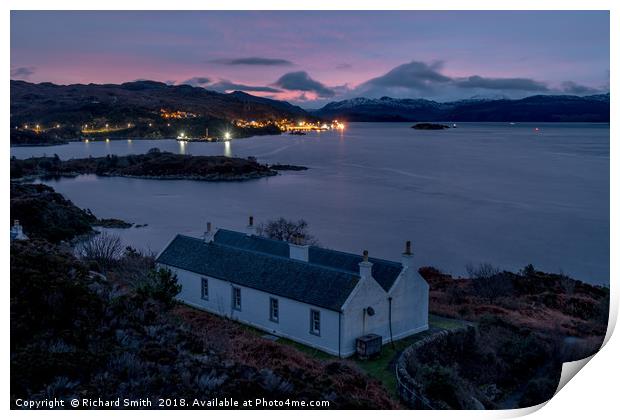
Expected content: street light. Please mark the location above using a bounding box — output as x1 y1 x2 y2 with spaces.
224 131 231 140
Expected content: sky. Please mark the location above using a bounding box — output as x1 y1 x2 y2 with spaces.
10 10 610 107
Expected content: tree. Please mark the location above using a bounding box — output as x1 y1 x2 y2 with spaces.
256 217 318 245
465 262 513 303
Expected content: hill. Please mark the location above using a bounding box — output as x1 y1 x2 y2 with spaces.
314 94 610 122
10 80 310 144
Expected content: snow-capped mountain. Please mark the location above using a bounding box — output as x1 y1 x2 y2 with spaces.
312 94 610 122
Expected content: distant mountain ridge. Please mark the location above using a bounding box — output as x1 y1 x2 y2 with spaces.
313 93 610 122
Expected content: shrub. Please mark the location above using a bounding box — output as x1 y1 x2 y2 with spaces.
135 268 181 308
76 231 123 272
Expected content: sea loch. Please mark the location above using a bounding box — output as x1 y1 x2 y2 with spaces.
10 122 610 285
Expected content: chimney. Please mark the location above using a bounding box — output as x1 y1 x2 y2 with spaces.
359 250 373 279
289 233 309 262
402 240 414 268
203 221 215 242
246 216 255 236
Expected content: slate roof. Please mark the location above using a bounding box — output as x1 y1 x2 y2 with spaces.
156 230 403 311
213 229 403 292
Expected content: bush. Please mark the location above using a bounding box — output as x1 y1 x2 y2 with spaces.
416 363 464 409
135 268 181 308
518 377 558 407
75 231 123 272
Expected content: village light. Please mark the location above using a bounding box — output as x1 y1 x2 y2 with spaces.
224 131 231 140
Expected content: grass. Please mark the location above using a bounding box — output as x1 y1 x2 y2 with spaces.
272 313 471 399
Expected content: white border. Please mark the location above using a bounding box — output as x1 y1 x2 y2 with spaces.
3 2 616 420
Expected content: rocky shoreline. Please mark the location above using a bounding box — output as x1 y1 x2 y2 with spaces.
10 150 304 182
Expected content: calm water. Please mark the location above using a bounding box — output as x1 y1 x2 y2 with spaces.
11 122 610 285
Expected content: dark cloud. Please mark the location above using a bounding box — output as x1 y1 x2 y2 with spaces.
182 76 211 86
360 60 451 92
349 60 556 101
560 81 602 95
209 79 282 93
273 71 335 98
336 63 352 70
453 75 549 91
210 57 293 66
11 66 35 79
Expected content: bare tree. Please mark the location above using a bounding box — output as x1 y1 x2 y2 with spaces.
256 217 319 245
465 262 512 303
76 231 123 271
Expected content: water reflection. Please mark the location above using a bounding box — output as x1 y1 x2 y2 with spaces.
178 140 186 155
24 122 609 284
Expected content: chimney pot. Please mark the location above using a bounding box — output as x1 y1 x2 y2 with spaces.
207 222 212 233
359 250 372 279
246 216 256 236
402 240 414 268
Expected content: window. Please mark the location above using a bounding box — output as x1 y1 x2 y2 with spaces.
309 309 321 336
232 286 242 311
201 277 209 300
269 298 279 322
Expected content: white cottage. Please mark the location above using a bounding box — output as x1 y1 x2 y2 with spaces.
156 219 429 357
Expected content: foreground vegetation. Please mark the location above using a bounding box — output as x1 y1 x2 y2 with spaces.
400 265 609 409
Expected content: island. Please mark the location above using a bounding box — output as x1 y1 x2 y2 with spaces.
412 123 450 130
10 149 304 182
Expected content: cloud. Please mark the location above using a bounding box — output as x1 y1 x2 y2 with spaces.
208 79 282 93
210 57 293 66
347 60 557 101
11 66 35 79
453 75 549 91
560 81 602 95
182 76 211 86
273 71 336 98
336 63 352 70
359 60 451 93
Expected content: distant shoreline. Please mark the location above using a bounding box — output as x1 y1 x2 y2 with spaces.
10 150 308 182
